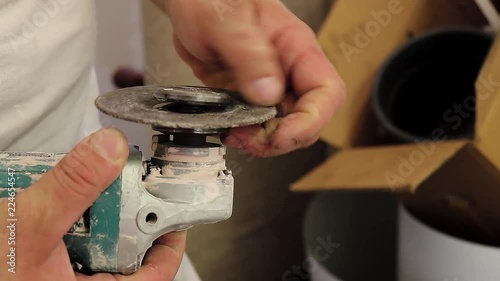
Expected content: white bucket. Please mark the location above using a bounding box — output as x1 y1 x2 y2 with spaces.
304 246 342 281
302 191 398 281
398 205 500 281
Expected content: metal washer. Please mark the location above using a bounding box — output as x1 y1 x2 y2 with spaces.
95 86 277 134
153 85 233 105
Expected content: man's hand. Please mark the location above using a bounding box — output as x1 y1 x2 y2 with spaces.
0 129 186 281
155 0 345 157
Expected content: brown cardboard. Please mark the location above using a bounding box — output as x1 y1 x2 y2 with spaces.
475 42 500 168
292 0 500 241
317 0 487 148
401 143 500 245
292 140 467 191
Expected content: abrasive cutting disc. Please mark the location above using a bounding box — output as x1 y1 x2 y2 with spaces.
95 86 277 134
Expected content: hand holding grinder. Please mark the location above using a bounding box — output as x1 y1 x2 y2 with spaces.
0 86 276 274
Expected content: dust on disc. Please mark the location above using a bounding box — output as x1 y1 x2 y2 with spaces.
94 86 277 132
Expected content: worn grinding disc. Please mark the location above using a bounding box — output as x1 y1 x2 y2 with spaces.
95 86 277 133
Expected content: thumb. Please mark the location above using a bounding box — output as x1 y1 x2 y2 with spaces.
18 128 128 254
205 1 285 106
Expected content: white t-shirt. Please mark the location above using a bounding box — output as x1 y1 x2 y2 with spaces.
0 0 102 153
0 2 202 279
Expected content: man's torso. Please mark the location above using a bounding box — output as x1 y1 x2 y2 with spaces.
0 0 101 153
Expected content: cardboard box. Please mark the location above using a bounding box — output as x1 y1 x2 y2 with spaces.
291 0 500 245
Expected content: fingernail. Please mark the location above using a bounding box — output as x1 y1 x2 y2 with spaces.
248 77 282 105
275 139 299 152
89 129 127 161
223 135 242 149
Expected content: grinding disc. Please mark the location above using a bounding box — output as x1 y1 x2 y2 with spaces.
95 86 277 134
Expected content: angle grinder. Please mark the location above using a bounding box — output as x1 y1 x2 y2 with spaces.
0 85 276 274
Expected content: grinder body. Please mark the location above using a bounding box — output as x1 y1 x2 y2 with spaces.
0 143 234 274
0 84 276 275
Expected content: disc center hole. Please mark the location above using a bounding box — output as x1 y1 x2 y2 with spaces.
159 102 228 114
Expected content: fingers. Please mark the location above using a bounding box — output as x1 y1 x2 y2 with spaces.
226 82 344 156
170 0 285 106
205 17 285 105
223 119 278 157
172 36 237 90
260 0 346 112
75 273 115 281
18 129 128 255
169 0 345 156
75 231 187 281
117 231 187 281
225 61 344 157
221 0 345 156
